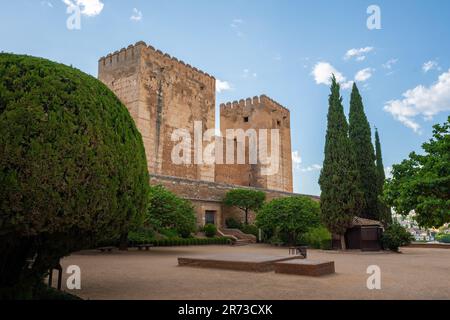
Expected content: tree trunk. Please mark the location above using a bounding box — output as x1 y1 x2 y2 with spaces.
244 209 249 225
119 232 128 251
340 234 347 250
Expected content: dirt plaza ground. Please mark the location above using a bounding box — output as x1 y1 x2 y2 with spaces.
57 244 450 300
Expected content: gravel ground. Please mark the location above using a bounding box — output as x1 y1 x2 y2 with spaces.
55 244 450 300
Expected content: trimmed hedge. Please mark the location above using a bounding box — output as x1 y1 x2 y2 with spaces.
129 237 232 247
0 54 149 299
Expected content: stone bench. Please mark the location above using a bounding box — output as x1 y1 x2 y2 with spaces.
274 260 335 277
97 246 115 253
137 244 154 251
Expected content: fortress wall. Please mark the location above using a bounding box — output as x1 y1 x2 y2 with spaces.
150 174 315 227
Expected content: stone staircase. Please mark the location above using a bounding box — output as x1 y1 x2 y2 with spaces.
218 228 257 246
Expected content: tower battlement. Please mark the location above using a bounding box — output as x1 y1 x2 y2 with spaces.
99 41 215 87
220 94 290 115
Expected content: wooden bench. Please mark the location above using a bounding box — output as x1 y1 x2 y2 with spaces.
137 244 154 251
97 246 115 253
289 246 308 258
275 260 335 277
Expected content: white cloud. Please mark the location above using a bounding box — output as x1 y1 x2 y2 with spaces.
292 151 322 172
62 0 104 17
355 68 374 82
292 151 302 169
311 62 353 90
384 69 450 133
344 47 374 61
382 58 398 70
422 60 440 73
385 167 393 179
130 8 143 21
231 18 244 37
216 79 232 93
300 164 323 173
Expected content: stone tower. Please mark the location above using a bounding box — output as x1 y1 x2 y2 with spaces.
217 95 293 192
98 41 216 182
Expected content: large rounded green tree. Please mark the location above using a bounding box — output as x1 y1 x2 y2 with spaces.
0 54 149 298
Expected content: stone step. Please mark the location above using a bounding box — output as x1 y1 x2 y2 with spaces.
233 239 253 246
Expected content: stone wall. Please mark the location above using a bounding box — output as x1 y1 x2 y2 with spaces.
150 174 318 227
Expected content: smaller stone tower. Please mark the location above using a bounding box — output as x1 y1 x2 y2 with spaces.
217 95 293 192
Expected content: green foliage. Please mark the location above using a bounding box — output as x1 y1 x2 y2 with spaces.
0 54 149 298
256 196 321 245
349 83 378 220
224 189 266 224
128 228 156 244
203 224 217 238
241 224 259 237
159 228 180 239
225 217 242 229
381 223 414 252
375 129 392 226
300 226 332 249
435 233 450 243
147 185 197 238
319 76 364 238
383 117 450 228
137 237 230 247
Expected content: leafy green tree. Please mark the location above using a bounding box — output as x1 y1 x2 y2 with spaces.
256 196 321 245
349 83 378 220
375 128 392 225
147 185 197 238
384 117 450 228
381 223 414 252
0 54 149 298
319 76 364 249
223 189 266 225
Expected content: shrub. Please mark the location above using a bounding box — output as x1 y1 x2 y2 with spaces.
128 228 155 245
241 224 259 237
225 217 242 229
204 224 217 238
147 185 196 238
381 223 414 252
436 233 450 243
301 226 332 249
159 228 179 239
256 196 321 246
0 54 149 299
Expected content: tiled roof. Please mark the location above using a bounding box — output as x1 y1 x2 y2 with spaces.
352 217 383 227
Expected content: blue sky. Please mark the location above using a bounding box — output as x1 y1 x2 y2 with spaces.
1 0 449 196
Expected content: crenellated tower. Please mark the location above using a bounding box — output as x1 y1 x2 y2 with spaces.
217 95 293 192
98 41 216 182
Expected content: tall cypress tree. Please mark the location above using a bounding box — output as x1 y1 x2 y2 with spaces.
319 76 363 249
349 83 378 220
375 128 392 225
